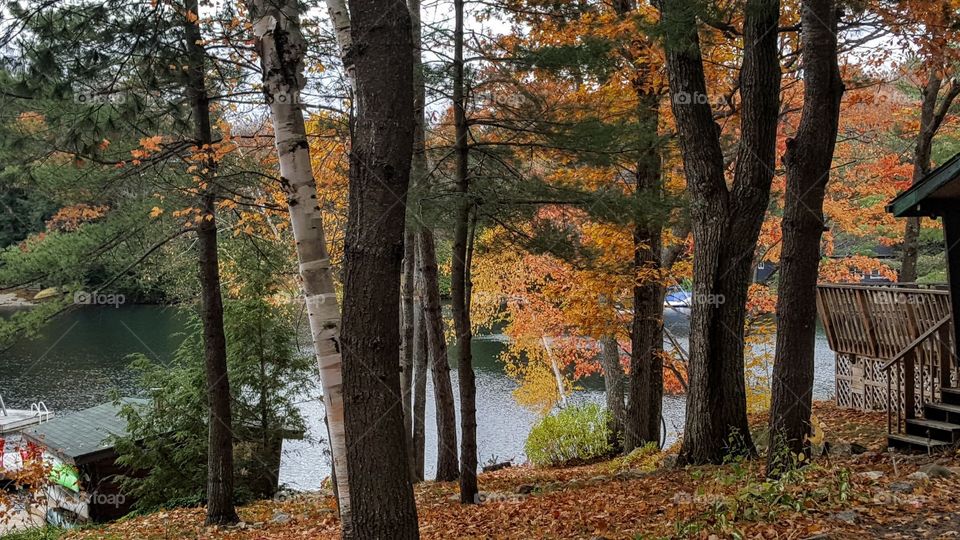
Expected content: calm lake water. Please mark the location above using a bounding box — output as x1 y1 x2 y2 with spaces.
0 305 837 490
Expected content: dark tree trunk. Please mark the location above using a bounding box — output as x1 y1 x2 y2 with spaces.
599 336 625 445
659 0 781 465
900 74 960 283
451 0 478 504
412 283 428 481
184 0 238 524
401 227 416 480
767 0 844 475
624 87 665 453
197 193 238 525
418 227 460 481
341 0 419 536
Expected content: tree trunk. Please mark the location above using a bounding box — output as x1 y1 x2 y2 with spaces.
340 0 419 535
624 85 664 453
900 73 960 282
418 227 460 481
406 0 429 483
599 335 625 445
659 0 781 465
184 0 238 524
451 0 478 504
767 0 844 476
401 228 417 480
245 0 351 525
197 191 238 525
412 282 428 481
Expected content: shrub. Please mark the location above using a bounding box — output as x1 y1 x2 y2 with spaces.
524 403 614 467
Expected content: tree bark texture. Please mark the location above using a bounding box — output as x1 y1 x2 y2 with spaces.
401 227 417 480
246 0 353 525
599 335 626 445
659 0 781 465
185 0 238 524
624 86 665 453
900 74 960 282
451 0 478 504
767 0 844 475
418 227 460 481
340 0 420 536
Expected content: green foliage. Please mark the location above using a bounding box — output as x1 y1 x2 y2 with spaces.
678 448 858 538
0 527 64 540
111 244 314 511
524 403 614 467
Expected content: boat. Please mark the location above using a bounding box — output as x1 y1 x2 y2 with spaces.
663 286 693 309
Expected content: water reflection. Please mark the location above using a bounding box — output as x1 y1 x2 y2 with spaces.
0 306 836 490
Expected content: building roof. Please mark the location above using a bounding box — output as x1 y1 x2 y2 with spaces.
888 152 960 217
22 398 147 465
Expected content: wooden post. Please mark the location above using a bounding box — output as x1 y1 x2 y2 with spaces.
938 325 952 391
942 212 960 360
904 349 916 420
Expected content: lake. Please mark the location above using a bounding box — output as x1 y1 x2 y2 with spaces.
0 305 838 490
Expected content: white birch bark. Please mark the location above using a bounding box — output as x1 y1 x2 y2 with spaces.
246 0 351 523
541 336 568 407
324 0 356 93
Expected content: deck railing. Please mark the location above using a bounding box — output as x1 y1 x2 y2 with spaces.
816 282 956 431
882 315 953 434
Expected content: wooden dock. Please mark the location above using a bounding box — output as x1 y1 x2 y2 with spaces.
0 396 53 435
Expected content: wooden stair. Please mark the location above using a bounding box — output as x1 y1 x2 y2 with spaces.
888 386 960 451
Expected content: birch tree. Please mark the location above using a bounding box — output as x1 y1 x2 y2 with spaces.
244 0 352 525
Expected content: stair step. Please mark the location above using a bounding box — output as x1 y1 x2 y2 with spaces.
887 433 951 449
941 387 960 405
925 402 960 415
906 418 960 432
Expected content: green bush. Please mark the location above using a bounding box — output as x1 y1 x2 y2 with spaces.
0 527 63 540
524 403 614 467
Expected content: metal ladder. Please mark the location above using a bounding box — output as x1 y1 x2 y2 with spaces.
30 401 51 423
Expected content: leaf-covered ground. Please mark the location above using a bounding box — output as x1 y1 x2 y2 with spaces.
60 402 960 539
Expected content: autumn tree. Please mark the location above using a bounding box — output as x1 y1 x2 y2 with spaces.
767 0 844 475
659 0 781 464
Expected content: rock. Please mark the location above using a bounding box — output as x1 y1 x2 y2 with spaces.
830 441 870 456
857 470 884 481
906 471 929 481
889 481 914 494
614 469 651 481
919 463 954 478
832 510 859 524
516 484 536 495
271 512 291 524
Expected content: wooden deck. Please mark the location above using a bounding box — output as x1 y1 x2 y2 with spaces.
817 283 953 410
818 283 960 450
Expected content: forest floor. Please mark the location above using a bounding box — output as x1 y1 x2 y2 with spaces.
24 401 960 539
